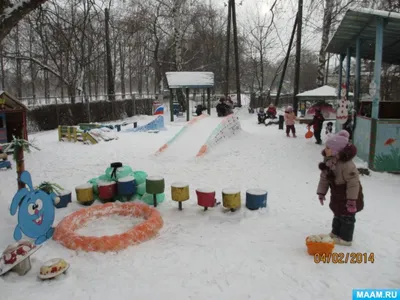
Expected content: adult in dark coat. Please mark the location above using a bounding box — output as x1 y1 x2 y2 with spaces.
216 97 231 117
308 109 325 144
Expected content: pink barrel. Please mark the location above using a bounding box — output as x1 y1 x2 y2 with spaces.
196 188 216 209
98 181 117 202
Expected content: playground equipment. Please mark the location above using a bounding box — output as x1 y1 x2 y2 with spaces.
98 181 117 203
58 126 98 144
38 258 69 280
53 202 163 252
196 188 219 211
146 176 165 207
197 111 241 157
171 182 190 210
0 240 41 276
75 183 94 206
130 115 165 132
222 188 241 212
245 189 268 210
155 114 208 155
10 171 60 245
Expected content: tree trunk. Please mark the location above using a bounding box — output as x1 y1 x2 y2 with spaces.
0 0 49 43
29 23 36 105
316 0 334 87
15 24 23 99
0 45 5 89
105 8 115 104
173 0 186 110
119 42 125 99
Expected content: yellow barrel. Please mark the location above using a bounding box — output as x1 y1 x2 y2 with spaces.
222 188 241 209
171 182 190 202
75 183 94 206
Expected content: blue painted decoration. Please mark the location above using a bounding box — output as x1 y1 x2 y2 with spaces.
56 191 72 209
353 116 371 162
246 189 268 210
10 171 59 245
117 176 137 197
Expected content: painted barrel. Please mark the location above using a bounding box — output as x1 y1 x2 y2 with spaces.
196 188 216 208
146 176 165 194
171 182 190 202
117 176 137 196
56 190 72 209
246 189 268 210
222 188 241 209
75 183 94 206
98 181 117 202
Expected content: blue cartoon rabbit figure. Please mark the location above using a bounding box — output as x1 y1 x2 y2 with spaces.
10 171 60 245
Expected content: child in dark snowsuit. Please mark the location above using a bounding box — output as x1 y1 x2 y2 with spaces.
316 130 364 246
258 108 267 124
308 109 325 144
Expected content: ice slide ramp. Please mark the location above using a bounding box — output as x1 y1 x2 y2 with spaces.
155 115 221 159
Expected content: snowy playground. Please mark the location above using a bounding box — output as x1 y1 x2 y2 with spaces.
0 104 399 300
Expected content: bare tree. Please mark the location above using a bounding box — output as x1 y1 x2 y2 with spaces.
0 0 49 42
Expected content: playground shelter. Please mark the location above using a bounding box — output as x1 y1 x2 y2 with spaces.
0 91 28 144
166 72 214 122
326 8 400 172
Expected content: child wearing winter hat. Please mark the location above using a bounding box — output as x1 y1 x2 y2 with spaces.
284 106 296 137
316 130 364 246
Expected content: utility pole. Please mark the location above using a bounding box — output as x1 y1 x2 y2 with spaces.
293 0 303 115
224 0 231 97
275 15 298 106
224 0 242 107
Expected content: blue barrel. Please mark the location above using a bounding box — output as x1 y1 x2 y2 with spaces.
246 189 267 210
115 124 121 132
56 190 72 208
117 176 137 196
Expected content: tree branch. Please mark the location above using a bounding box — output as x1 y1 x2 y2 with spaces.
0 0 50 42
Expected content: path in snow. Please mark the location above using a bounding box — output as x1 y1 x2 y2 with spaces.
159 115 222 160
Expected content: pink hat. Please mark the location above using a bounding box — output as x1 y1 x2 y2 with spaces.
287 106 293 112
326 130 350 155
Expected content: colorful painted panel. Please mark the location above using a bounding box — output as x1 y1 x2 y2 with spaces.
353 117 371 162
373 121 400 172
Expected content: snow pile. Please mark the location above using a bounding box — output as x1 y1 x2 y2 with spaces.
198 113 242 155
89 128 118 142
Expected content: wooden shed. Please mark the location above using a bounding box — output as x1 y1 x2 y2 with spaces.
0 91 28 144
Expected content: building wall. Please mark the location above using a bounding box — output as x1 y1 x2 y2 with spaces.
353 116 371 162
373 120 400 172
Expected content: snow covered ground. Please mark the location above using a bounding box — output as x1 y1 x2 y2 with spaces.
0 109 399 300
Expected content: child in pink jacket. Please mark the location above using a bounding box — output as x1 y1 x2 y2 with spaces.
284 106 296 137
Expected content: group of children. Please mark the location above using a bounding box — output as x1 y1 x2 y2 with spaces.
257 104 277 124
282 104 363 246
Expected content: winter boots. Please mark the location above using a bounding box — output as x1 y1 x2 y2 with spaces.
329 215 355 246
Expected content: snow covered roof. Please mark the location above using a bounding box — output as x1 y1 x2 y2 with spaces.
0 90 28 110
326 8 400 65
166 72 214 89
296 85 353 98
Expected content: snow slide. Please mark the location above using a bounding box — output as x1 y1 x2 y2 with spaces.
156 115 222 159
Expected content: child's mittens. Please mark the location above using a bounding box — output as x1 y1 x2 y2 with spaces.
346 199 357 213
318 194 325 205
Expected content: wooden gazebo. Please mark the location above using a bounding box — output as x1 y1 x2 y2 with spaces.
326 8 400 172
166 72 214 122
0 91 28 144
